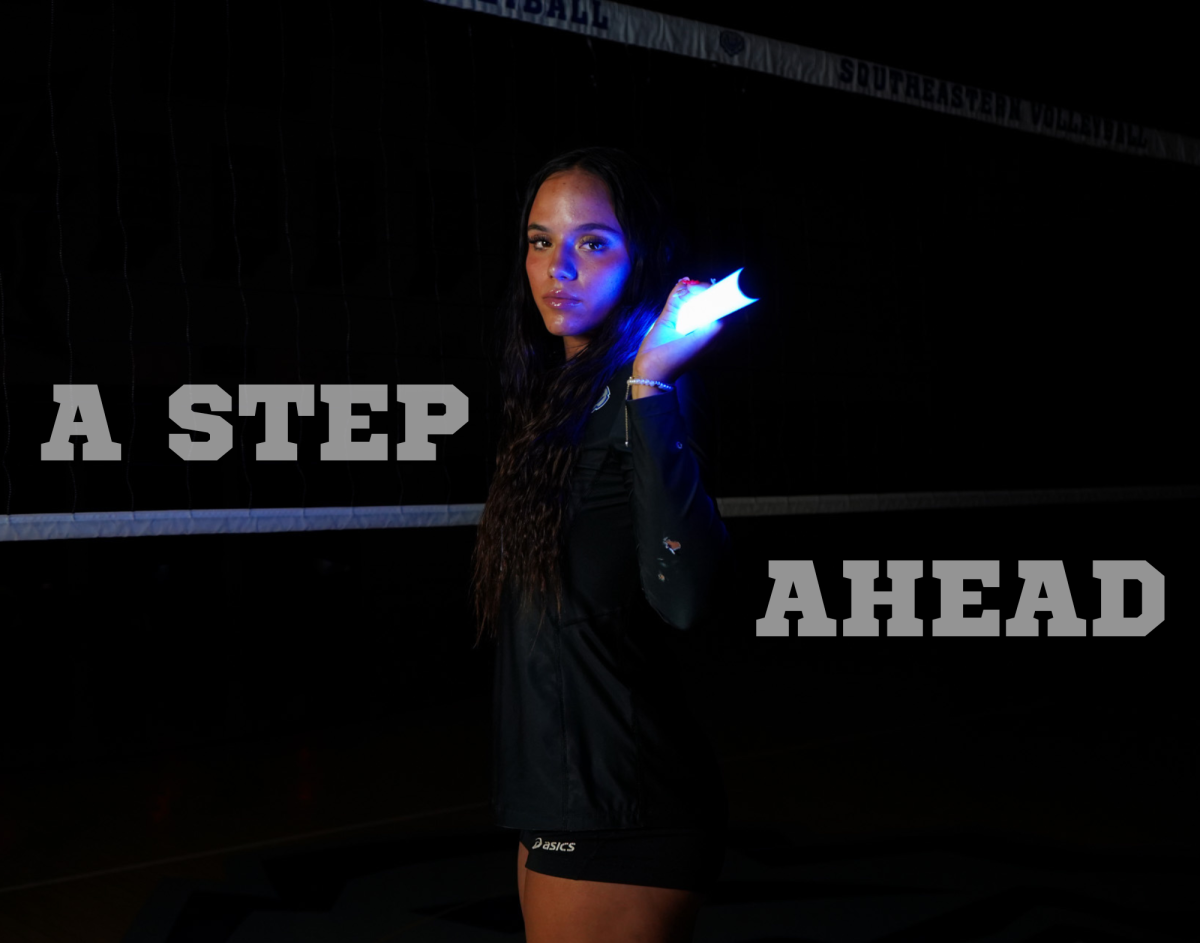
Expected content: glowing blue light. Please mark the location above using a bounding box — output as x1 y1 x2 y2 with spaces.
674 268 759 335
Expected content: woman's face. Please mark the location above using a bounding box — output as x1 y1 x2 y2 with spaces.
526 168 632 358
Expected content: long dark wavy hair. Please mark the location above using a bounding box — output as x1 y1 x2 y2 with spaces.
471 146 680 646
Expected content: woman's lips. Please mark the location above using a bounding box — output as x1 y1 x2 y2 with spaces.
543 295 582 308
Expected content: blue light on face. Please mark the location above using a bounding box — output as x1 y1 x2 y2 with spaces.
674 268 759 335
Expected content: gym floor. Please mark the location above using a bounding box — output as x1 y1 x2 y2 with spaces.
1 683 1191 942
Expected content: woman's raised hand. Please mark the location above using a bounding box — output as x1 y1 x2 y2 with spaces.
631 277 726 389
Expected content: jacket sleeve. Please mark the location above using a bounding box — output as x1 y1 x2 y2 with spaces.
623 371 731 631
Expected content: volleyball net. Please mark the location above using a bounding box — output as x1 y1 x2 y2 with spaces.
1 0 1195 542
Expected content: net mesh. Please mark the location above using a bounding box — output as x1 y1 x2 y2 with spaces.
0 0 1194 527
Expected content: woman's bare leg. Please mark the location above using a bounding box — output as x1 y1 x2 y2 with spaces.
522 868 702 943
517 840 530 914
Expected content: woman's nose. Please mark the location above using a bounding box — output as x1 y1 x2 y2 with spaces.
549 249 576 281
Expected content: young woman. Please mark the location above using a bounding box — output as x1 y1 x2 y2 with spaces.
472 146 732 942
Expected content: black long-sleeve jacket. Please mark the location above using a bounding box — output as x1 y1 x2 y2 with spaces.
491 359 731 831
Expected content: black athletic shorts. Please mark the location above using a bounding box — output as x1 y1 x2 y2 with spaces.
518 824 726 896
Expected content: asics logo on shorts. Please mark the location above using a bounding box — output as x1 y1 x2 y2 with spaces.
530 837 576 852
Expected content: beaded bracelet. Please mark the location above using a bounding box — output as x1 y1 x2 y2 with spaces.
625 377 675 445
627 377 674 393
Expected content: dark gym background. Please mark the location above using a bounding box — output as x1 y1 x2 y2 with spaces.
1 1 1195 940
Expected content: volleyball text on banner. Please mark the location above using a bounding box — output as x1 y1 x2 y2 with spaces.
424 0 1200 167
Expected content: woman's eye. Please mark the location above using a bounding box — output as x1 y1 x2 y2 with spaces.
526 236 606 251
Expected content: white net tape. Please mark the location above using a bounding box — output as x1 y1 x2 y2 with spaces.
3 485 1195 541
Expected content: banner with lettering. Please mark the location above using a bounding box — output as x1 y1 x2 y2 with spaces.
424 0 1200 168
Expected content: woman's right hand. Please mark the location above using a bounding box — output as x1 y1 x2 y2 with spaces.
631 278 726 390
